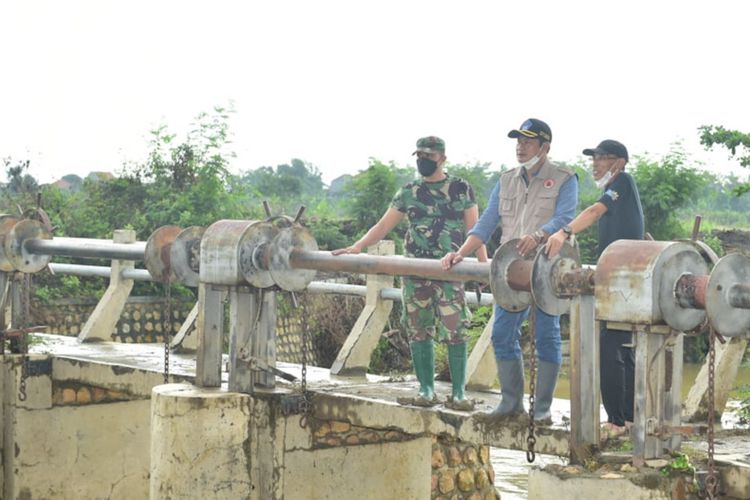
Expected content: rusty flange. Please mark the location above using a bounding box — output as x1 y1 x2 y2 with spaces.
680 239 720 267
170 226 204 287
0 215 21 272
659 244 709 332
532 242 580 316
705 253 750 338
4 219 52 273
238 221 278 288
145 225 182 283
268 225 318 291
490 239 533 312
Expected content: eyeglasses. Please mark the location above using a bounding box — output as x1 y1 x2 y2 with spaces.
592 154 619 161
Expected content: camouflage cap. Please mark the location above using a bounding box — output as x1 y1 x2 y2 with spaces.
413 136 446 155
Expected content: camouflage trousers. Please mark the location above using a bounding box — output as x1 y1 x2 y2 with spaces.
401 277 470 344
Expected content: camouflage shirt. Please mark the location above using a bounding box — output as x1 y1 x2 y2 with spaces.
390 174 476 259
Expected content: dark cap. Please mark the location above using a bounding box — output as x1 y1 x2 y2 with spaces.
413 136 446 155
507 118 552 143
582 139 629 162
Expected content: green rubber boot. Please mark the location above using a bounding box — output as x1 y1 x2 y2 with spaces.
409 340 436 406
446 342 474 411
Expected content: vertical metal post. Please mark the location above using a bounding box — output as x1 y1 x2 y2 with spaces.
632 326 667 465
664 333 683 452
0 272 7 354
254 291 277 389
569 294 599 462
195 283 225 387
10 273 23 352
228 287 256 393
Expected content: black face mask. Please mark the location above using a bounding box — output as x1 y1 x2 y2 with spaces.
417 158 438 177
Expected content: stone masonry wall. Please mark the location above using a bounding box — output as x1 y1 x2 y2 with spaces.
30 297 195 343
312 419 499 500
31 296 322 364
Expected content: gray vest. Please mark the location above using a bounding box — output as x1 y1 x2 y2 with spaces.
498 159 573 244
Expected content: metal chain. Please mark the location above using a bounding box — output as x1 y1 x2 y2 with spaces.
297 292 313 428
705 327 718 499
18 273 31 401
526 307 537 463
163 281 172 383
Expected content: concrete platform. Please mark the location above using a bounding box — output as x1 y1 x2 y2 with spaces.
30 333 572 455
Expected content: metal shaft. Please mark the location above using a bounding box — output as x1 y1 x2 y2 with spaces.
25 237 146 261
507 259 533 292
289 249 490 283
729 283 750 309
675 273 709 310
48 263 154 281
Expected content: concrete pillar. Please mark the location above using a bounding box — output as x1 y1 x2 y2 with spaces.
330 241 394 377
684 336 748 422
150 384 252 499
466 313 497 390
195 284 225 387
569 294 599 462
78 229 136 342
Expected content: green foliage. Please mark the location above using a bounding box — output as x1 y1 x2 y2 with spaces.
660 452 695 477
568 160 601 264
239 158 325 215
1 157 39 211
734 383 750 425
631 147 709 241
446 162 496 210
700 125 750 195
34 274 104 302
304 218 353 251
345 159 402 235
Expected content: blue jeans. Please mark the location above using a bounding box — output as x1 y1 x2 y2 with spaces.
492 304 561 365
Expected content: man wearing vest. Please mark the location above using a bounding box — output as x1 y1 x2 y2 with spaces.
545 139 644 439
442 119 578 423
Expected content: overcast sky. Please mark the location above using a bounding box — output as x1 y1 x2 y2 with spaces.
2 0 749 185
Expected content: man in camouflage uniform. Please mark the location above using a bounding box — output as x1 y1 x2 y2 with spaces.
333 136 486 410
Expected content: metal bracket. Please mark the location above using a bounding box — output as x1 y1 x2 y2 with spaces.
652 423 708 439
241 353 297 382
25 358 52 376
280 394 309 416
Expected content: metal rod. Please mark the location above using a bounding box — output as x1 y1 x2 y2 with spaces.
47 263 495 304
507 259 533 292
26 237 146 261
289 250 490 283
729 283 750 309
48 263 154 281
674 273 709 310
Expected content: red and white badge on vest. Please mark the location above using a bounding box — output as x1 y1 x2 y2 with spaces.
543 179 555 189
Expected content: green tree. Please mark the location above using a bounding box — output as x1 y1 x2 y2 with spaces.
345 159 400 235
1 158 39 212
445 161 494 210
631 147 709 241
699 125 750 195
240 158 325 214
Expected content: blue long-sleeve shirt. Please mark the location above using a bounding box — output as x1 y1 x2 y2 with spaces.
468 173 578 242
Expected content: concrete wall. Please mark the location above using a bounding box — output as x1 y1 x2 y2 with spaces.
1 354 158 500
151 386 500 500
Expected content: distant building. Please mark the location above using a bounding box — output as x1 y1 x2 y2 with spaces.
50 172 114 191
52 179 74 190
86 171 115 182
